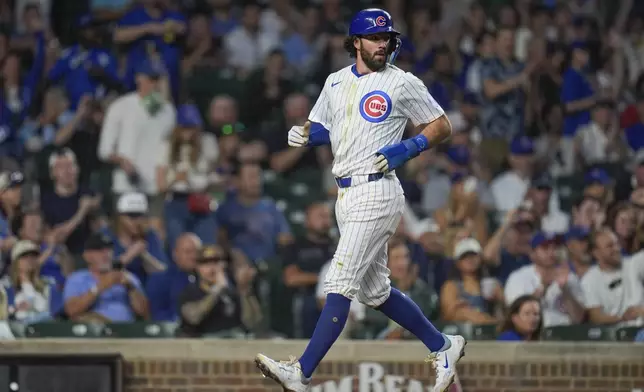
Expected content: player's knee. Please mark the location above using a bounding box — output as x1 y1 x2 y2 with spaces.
356 285 391 308
324 281 358 301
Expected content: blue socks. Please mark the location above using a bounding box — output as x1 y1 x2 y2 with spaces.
376 288 448 352
299 293 350 378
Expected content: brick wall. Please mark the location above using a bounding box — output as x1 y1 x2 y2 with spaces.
3 340 643 392
124 359 644 392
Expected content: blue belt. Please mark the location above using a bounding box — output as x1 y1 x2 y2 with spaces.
335 173 384 188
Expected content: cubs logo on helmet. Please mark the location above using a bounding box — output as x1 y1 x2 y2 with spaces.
375 16 387 27
359 91 392 123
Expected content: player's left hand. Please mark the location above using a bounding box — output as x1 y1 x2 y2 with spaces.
374 143 410 173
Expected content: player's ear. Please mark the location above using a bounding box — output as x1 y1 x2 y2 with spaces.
353 36 360 51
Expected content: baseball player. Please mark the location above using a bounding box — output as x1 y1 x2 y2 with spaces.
255 8 465 392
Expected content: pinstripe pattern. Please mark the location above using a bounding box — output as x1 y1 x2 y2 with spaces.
309 63 445 306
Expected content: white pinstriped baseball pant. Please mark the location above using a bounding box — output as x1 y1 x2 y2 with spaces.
323 175 405 307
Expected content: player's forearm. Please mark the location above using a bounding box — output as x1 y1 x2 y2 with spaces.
418 115 452 146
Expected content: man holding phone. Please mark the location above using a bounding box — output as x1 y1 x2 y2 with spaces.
62 233 149 322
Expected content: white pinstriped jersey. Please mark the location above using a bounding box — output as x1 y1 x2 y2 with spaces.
308 64 445 177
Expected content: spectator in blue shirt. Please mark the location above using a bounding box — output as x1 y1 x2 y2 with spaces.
47 15 122 110
63 232 149 322
0 171 24 258
561 42 595 137
146 232 200 321
6 240 63 323
113 0 186 101
210 0 239 37
217 162 293 264
497 295 542 341
102 192 168 284
0 26 45 161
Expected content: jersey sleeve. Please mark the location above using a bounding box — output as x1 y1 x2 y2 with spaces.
399 73 445 127
308 78 333 130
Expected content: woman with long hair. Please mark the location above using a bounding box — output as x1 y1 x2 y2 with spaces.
497 295 543 341
608 202 638 256
440 238 502 324
157 104 219 249
6 240 62 323
434 172 488 258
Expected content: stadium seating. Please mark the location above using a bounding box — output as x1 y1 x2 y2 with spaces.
24 322 104 338
101 322 178 338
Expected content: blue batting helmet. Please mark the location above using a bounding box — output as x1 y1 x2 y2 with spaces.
349 8 400 37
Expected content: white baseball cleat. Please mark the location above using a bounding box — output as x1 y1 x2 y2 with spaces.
255 353 311 392
432 335 467 392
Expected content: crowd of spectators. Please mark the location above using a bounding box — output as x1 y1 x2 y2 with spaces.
0 0 644 342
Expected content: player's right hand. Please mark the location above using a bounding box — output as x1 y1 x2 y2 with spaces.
288 121 310 147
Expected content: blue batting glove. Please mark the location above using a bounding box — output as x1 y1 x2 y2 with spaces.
374 135 429 172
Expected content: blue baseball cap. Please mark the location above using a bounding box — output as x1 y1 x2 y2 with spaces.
564 226 590 242
136 59 166 78
510 135 535 155
531 173 553 189
446 145 470 166
584 168 611 186
531 232 560 249
177 104 203 128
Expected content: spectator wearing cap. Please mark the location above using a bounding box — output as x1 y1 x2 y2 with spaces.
223 2 280 77
505 232 586 327
40 149 101 258
582 228 644 326
11 209 73 288
565 226 593 278
113 0 186 100
583 167 613 205
282 201 335 338
265 93 331 176
490 135 535 215
5 240 63 324
573 100 629 168
607 202 639 256
216 162 293 265
156 104 219 249
63 232 149 322
440 238 503 324
525 173 569 233
178 245 261 338
434 171 488 256
101 192 167 284
0 172 24 255
483 208 536 284
46 14 121 110
98 58 176 225
561 41 595 137
146 233 200 322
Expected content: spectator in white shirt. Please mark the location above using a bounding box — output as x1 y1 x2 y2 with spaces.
574 101 629 169
224 2 280 77
491 135 535 215
525 173 569 233
505 232 586 327
98 59 176 227
581 228 644 326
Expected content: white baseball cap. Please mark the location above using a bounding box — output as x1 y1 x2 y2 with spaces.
117 192 148 215
11 240 40 263
453 238 482 260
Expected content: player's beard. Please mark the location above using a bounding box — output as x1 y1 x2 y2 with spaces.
360 47 387 72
